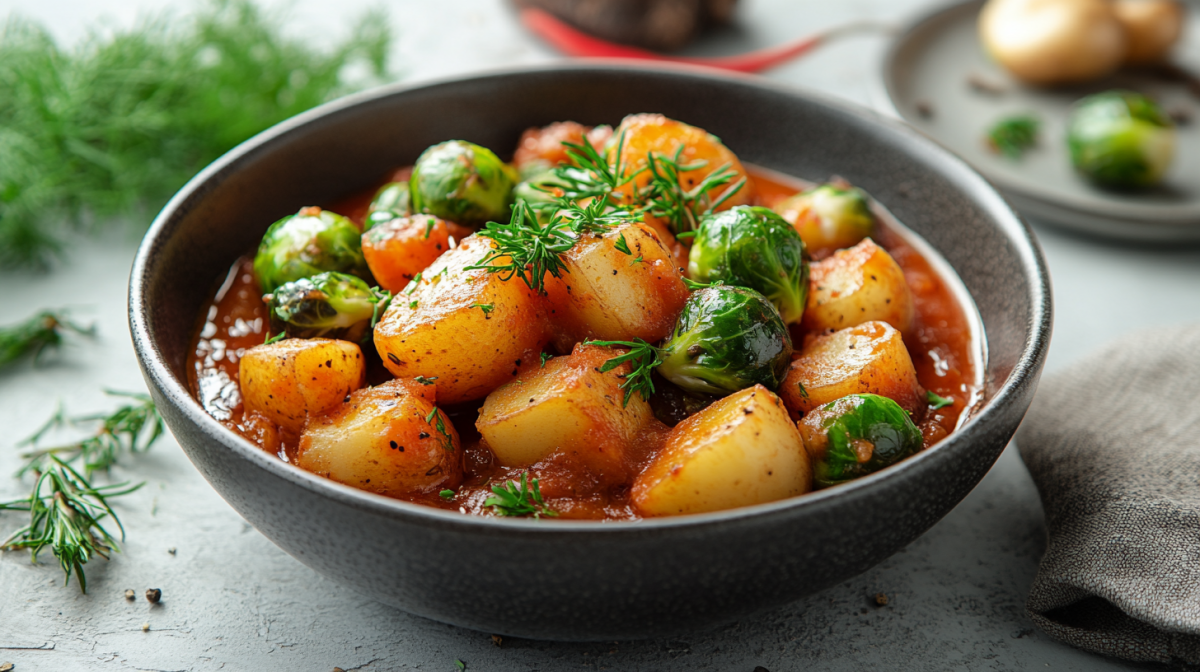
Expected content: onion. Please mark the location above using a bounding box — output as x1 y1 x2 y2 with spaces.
979 0 1127 85
1114 0 1185 64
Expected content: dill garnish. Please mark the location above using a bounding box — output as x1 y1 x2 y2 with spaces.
586 338 663 406
0 0 394 269
0 310 95 369
484 472 557 519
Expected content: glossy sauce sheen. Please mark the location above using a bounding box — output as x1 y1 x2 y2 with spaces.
188 168 978 520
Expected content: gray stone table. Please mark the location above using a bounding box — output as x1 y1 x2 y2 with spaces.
2 0 1197 669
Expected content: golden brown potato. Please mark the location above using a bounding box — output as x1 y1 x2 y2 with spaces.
1114 0 1184 64
476 343 653 480
238 338 366 433
512 121 613 172
362 214 473 292
979 0 1126 85
803 238 914 334
607 113 755 212
296 379 462 497
543 222 689 352
373 235 550 404
781 321 924 418
632 385 811 516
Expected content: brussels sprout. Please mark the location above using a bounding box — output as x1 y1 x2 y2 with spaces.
363 181 411 232
774 183 876 255
657 285 793 395
253 207 370 296
409 140 517 227
687 206 809 323
264 271 388 341
1067 90 1176 189
798 393 923 488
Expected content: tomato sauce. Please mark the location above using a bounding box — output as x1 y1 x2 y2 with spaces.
188 167 981 520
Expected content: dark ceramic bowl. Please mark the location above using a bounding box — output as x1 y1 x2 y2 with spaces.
129 63 1051 641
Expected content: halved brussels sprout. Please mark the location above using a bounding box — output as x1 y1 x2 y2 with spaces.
687 205 809 323
797 393 923 488
253 207 370 296
363 181 411 232
409 140 517 227
774 183 877 255
658 285 793 395
264 271 387 341
1067 90 1175 189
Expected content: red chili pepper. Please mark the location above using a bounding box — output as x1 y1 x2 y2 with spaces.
519 8 889 74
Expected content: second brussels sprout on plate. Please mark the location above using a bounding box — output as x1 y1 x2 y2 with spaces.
1067 90 1176 189
657 285 793 395
253 207 371 296
265 271 388 342
797 393 923 488
409 140 517 227
688 205 809 323
773 182 877 256
363 181 412 232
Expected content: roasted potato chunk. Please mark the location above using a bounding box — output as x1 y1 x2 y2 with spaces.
373 235 550 404
477 343 653 480
512 121 613 172
803 238 914 334
608 113 755 211
361 214 473 292
238 338 365 433
296 379 462 497
781 321 923 418
544 222 689 351
632 385 811 516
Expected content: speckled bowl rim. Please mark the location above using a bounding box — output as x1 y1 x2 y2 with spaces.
130 60 1051 539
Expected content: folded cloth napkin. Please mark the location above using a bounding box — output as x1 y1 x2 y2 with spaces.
1018 325 1200 665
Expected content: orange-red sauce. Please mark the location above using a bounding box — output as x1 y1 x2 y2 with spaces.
188 168 979 520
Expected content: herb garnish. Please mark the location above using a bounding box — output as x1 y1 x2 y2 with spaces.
539 351 553 367
1 391 164 591
424 407 455 452
484 472 557 519
613 233 632 255
414 375 438 385
548 131 642 206
638 147 746 236
263 331 287 345
927 391 954 410
586 338 662 406
470 303 495 316
0 0 394 269
0 310 96 369
797 381 809 399
682 278 724 291
439 489 455 500
987 114 1040 159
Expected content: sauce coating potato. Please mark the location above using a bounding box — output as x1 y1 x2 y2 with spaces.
633 385 811 516
607 113 755 211
296 379 462 497
373 235 550 404
803 238 914 334
477 343 653 481
544 222 689 352
362 214 473 292
781 321 924 418
238 338 366 433
513 121 613 172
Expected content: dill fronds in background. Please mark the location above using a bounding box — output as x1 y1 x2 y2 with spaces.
0 0 394 269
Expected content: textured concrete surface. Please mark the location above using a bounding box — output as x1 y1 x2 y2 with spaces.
1 0 1198 669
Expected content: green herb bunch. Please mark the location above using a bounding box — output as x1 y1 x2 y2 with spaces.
0 391 164 591
0 0 394 269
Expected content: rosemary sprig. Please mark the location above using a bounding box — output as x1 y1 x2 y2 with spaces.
587 338 662 406
637 147 746 236
484 472 557 519
0 310 95 369
1 391 164 591
0 0 394 269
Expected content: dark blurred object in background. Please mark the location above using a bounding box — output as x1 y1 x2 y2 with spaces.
512 0 739 52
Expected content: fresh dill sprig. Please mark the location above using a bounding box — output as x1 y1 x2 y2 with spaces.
1 391 164 591
0 0 394 269
926 390 954 410
484 472 557 519
548 131 642 205
0 310 95 369
638 147 746 236
987 114 1040 159
468 202 575 293
587 338 663 406
424 407 454 452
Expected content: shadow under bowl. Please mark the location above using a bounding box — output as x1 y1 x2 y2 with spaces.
129 63 1051 641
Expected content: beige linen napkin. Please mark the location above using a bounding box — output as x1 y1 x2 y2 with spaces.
1018 325 1200 665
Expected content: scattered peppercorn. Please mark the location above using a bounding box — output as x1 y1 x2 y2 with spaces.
146 588 162 604
124 589 135 601
491 635 503 647
141 623 150 632
875 592 889 606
